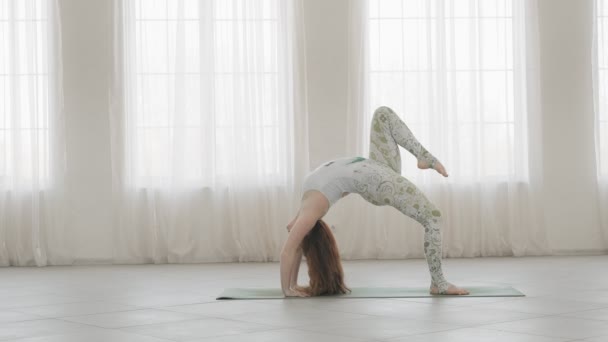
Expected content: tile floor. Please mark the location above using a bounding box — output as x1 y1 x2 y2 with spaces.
0 255 607 341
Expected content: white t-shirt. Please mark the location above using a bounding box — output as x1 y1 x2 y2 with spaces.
301 156 367 207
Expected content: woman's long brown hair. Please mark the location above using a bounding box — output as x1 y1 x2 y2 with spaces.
300 219 351 296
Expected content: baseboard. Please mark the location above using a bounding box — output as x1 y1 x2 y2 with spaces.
71 258 114 265
62 252 608 266
550 248 608 256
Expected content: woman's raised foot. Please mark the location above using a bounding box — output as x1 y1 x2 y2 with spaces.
417 159 449 177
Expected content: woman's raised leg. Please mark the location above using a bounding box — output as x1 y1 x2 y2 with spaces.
368 106 440 174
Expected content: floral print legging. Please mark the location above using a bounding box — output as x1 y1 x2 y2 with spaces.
352 106 451 293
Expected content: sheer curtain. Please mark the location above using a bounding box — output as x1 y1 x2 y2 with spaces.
0 0 70 266
593 0 608 244
110 0 309 263
335 0 551 258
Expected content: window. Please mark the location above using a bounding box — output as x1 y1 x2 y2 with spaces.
367 0 519 179
123 0 284 186
0 0 52 185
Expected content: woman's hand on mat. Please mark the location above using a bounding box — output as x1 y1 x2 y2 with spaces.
292 285 309 293
284 287 310 297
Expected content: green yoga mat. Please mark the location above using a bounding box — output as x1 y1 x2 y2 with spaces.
216 286 525 300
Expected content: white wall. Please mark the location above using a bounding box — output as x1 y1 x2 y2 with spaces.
304 0 350 167
60 0 114 261
58 0 605 263
537 0 604 253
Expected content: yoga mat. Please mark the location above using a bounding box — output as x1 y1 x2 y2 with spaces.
216 286 525 300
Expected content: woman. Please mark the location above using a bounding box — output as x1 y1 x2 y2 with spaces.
280 106 470 297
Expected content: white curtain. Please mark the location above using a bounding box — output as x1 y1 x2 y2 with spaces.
334 0 551 258
0 0 71 266
593 0 608 245
110 0 309 263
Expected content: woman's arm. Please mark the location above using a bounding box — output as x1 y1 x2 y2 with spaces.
281 247 306 296
280 212 316 297
289 245 303 288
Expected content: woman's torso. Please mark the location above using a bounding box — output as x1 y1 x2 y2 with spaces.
301 156 375 207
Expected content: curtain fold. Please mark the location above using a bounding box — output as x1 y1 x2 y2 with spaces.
110 0 309 263
338 0 552 259
0 0 71 266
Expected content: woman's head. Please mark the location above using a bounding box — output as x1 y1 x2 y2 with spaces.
300 219 351 296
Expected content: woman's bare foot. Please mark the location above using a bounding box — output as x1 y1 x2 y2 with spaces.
417 159 449 177
429 283 469 295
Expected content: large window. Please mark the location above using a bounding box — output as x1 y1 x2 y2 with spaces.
0 0 52 185
123 0 284 186
367 0 519 179
597 0 608 177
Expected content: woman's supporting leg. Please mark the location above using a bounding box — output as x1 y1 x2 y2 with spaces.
368 106 439 173
352 161 451 294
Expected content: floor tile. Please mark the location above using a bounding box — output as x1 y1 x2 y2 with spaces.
188 328 370 342
384 326 569 342
300 298 465 318
574 335 608 342
296 316 461 340
225 307 374 328
559 308 608 321
0 295 86 310
99 291 214 308
13 301 142 318
1 256 607 341
480 316 608 340
59 308 203 329
467 296 605 315
0 318 105 340
162 299 282 317
120 317 277 341
0 310 45 323
399 307 544 326
0 329 175 341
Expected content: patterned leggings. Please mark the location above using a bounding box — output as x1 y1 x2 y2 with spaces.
354 106 450 293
